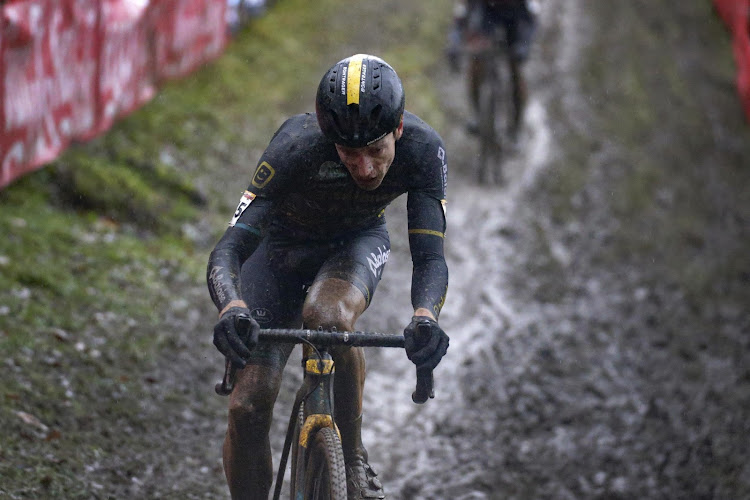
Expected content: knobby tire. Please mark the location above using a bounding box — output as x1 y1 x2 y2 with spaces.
303 427 348 500
290 402 305 497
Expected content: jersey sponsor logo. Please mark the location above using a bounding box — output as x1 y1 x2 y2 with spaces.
251 161 275 189
316 161 349 181
250 307 274 325
229 190 256 226
208 266 230 303
437 146 448 196
367 245 390 278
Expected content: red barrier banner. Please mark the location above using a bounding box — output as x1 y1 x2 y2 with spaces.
153 0 227 81
95 0 156 135
714 0 750 122
1 0 99 187
1 0 230 189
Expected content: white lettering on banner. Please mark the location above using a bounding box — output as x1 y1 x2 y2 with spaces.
161 3 225 76
4 4 97 132
1 0 227 188
367 246 390 277
2 143 26 184
100 28 154 123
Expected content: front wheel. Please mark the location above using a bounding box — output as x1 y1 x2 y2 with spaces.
303 427 347 500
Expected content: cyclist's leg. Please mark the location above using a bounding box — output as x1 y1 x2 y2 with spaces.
503 6 538 137
467 54 483 134
223 238 305 500
301 225 390 498
464 2 491 134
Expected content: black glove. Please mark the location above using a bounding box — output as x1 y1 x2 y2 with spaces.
404 316 449 370
213 307 260 368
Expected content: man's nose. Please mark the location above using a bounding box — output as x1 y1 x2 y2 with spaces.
349 155 373 177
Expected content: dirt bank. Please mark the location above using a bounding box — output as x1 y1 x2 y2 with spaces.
2 0 749 499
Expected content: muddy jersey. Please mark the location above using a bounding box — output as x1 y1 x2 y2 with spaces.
209 110 449 318
230 111 447 241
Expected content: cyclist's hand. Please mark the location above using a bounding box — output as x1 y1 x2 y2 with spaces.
404 316 449 370
213 307 259 368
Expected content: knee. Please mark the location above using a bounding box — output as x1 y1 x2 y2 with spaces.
302 300 354 332
227 391 275 431
330 344 365 370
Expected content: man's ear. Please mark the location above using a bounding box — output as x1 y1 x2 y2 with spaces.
394 115 404 140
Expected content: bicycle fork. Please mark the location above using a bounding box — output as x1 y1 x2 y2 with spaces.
273 349 339 500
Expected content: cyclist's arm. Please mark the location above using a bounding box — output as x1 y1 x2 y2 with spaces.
206 198 272 316
406 139 449 320
407 192 448 320
207 117 304 316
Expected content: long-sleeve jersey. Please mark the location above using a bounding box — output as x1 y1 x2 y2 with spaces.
207 110 449 318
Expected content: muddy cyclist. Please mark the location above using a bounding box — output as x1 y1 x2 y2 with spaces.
448 0 540 141
206 54 450 500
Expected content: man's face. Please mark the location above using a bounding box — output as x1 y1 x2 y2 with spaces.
335 123 404 191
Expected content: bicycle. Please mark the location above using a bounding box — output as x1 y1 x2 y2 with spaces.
467 28 512 185
215 318 435 500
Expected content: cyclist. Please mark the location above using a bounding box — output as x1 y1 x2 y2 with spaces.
207 54 450 500
447 0 539 141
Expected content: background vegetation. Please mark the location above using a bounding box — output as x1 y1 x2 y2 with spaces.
0 0 451 496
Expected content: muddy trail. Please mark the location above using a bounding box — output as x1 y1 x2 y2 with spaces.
257 1 750 499
3 0 750 499
337 1 750 499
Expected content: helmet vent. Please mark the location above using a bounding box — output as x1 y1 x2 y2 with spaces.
328 68 338 94
372 65 381 91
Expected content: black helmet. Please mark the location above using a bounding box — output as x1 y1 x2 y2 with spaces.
315 54 405 148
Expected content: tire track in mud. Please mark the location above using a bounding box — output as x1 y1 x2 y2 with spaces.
351 2 582 497
260 3 581 497
358 107 552 499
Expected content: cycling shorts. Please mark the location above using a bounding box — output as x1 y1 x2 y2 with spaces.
238 224 391 363
475 4 537 61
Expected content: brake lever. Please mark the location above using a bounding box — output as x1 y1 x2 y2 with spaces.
214 313 252 396
411 322 435 404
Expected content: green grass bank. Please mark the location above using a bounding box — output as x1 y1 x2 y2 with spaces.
0 0 452 497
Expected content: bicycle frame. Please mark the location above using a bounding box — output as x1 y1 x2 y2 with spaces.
285 345 337 500
466 29 511 183
214 324 435 500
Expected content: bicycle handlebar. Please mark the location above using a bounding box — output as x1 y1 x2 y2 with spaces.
214 319 435 404
255 328 406 347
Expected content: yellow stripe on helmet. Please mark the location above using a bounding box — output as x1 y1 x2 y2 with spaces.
346 55 365 105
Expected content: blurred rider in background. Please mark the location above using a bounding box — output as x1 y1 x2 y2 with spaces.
447 0 540 142
207 54 450 500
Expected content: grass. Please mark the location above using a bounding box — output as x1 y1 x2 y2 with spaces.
0 0 453 496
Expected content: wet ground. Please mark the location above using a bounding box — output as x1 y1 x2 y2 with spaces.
7 0 747 498
165 1 750 498
346 1 750 499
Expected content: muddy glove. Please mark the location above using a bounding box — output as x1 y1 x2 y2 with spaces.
213 307 259 368
404 316 449 370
